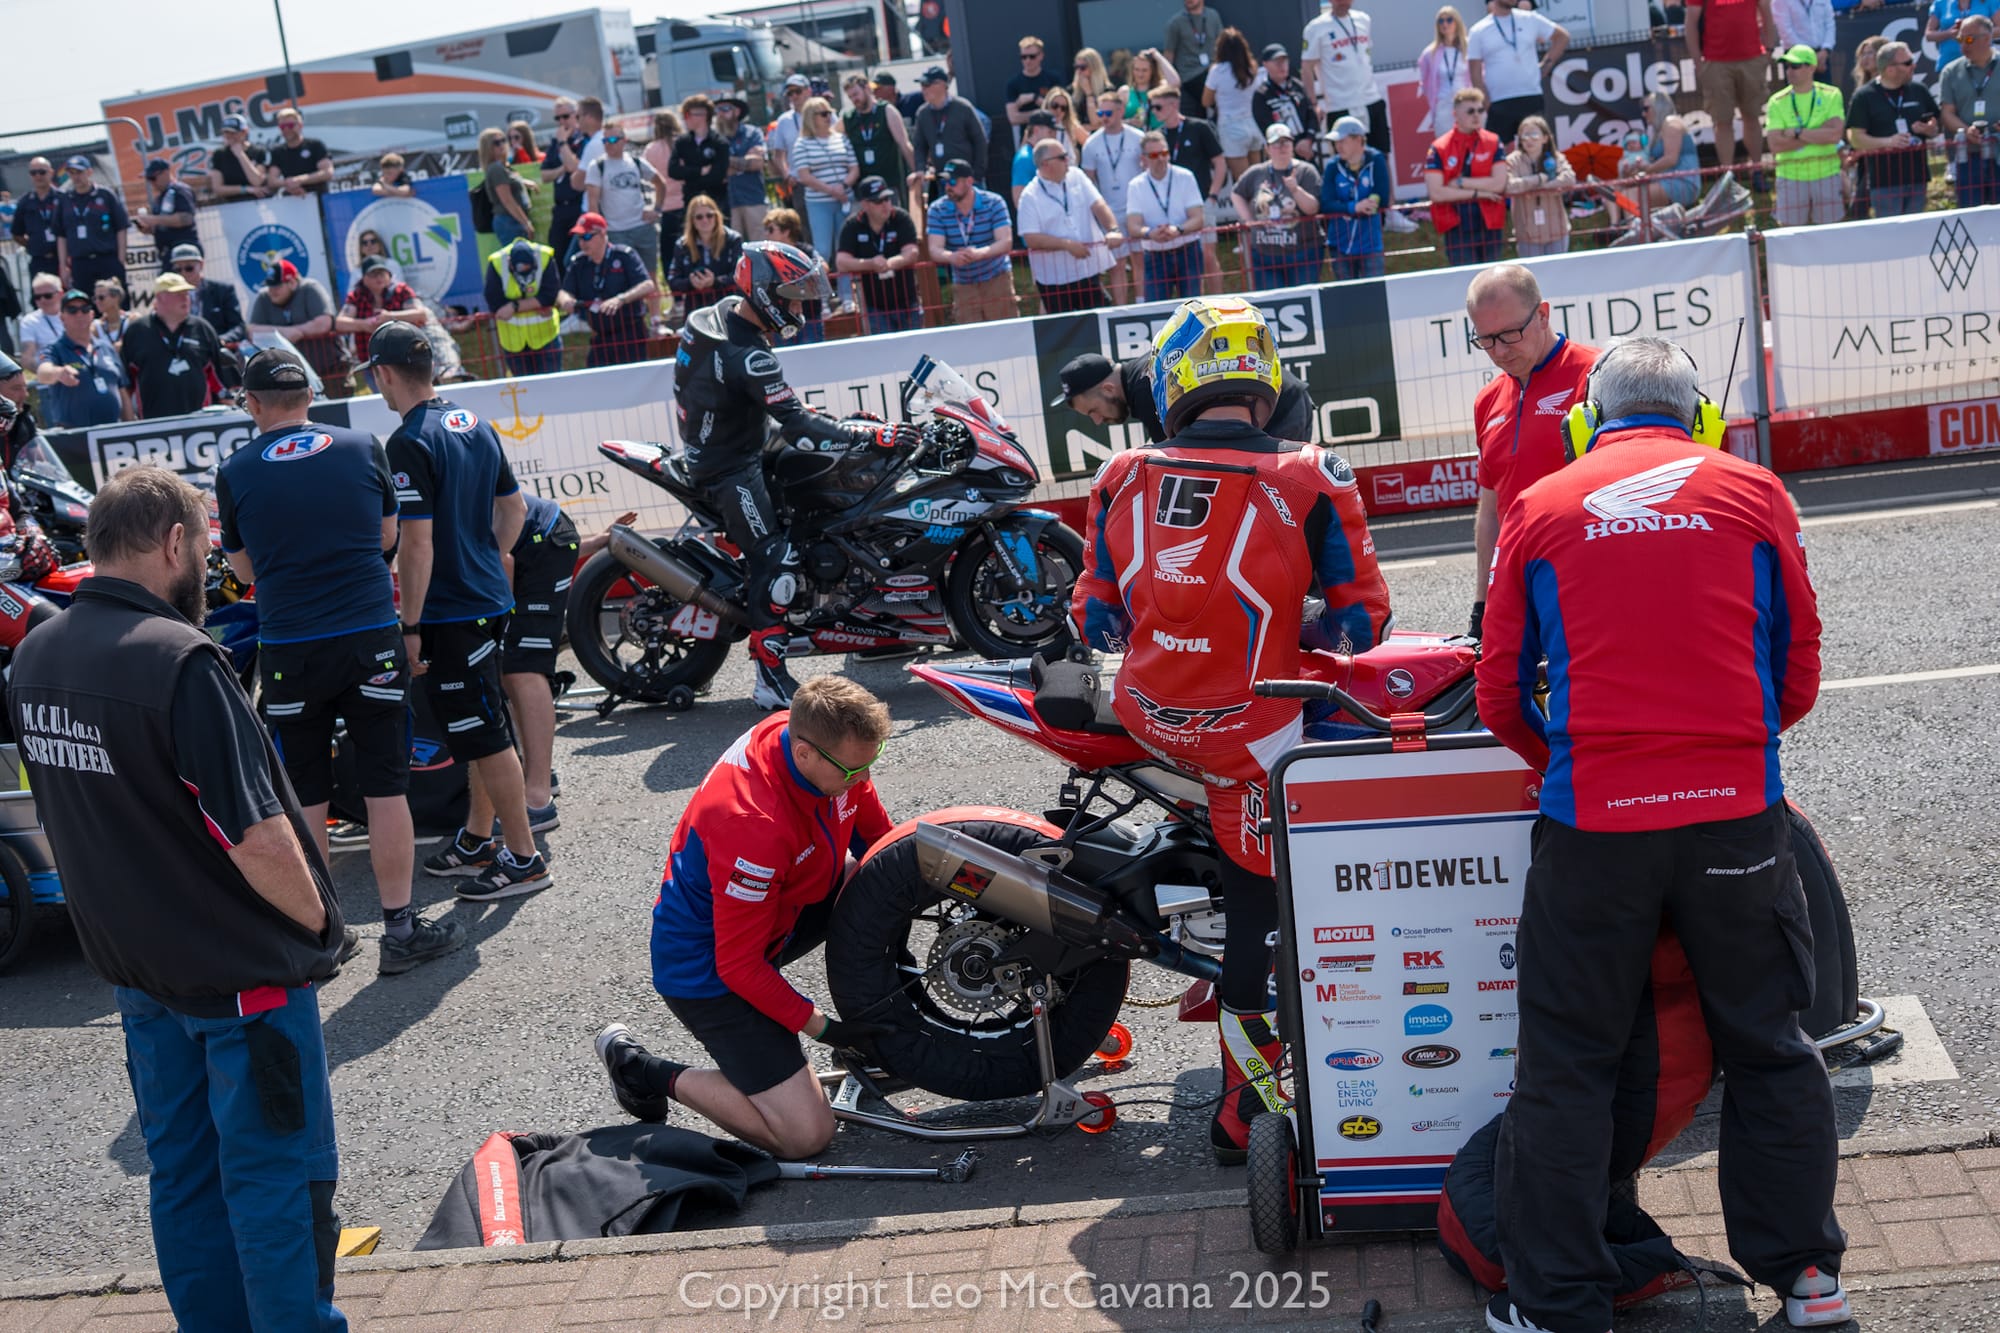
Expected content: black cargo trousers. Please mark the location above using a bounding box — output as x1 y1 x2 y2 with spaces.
1494 801 1844 1332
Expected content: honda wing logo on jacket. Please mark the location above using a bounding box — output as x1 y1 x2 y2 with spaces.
1582 457 1711 540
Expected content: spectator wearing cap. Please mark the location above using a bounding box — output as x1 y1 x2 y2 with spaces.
12 158 63 279
483 237 567 377
1008 37 1065 138
584 123 664 287
249 261 347 392
767 76 814 211
1053 347 1315 443
669 97 732 244
1940 16 1999 208
200 116 274 202
1124 131 1205 302
715 95 770 241
837 177 923 334
34 288 131 428
1254 45 1316 162
122 273 235 420
1320 115 1391 279
1081 90 1148 304
1767 44 1848 227
134 159 201 258
666 196 744 317
1013 111 1069 206
337 258 429 388
1686 0 1775 182
169 244 243 341
909 67 989 202
1304 0 1391 157
55 156 129 296
1846 39 1940 217
1467 0 1570 146
1162 0 1226 109
544 98 589 268
1232 123 1324 290
1425 87 1510 266
1152 87 1226 293
843 74 914 209
876 72 925 123
560 213 656 366
271 108 334 196
1016 138 1123 313
926 160 1017 323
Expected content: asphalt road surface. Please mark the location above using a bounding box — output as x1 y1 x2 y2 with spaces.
1 457 1996 1281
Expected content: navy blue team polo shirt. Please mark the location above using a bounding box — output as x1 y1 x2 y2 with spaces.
215 424 399 644
385 399 519 623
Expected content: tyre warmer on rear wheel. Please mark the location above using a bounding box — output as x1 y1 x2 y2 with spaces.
1212 1004 1286 1164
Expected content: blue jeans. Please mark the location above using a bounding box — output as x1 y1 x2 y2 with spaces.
861 305 923 335
1870 181 1928 217
493 212 531 245
1141 244 1203 302
120 984 345 1332
1329 251 1386 280
1957 155 2000 208
804 194 852 305
1249 247 1324 292
1443 212 1504 266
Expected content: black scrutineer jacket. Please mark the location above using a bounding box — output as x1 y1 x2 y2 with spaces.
674 295 875 482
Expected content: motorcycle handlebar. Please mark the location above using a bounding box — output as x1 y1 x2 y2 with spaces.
1253 679 1457 736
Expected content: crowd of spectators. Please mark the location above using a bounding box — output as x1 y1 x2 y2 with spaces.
5 0 1996 419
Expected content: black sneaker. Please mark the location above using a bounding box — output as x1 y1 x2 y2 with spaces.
378 915 468 975
549 768 561 798
594 1022 672 1122
423 830 496 878
457 849 552 901
327 820 371 850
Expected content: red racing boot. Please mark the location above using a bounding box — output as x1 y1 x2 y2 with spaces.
1211 1004 1287 1165
749 626 800 710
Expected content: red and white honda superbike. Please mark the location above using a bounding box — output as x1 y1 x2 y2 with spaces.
821 637 1874 1131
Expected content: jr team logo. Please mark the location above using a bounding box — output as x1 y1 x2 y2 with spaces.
261 431 333 462
441 409 479 433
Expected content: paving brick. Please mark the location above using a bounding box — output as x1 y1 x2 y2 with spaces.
1850 1158 1917 1203
58 1316 173 1333
1084 1236 1143 1283
15 1299 108 1333
1879 1220 1949 1269
92 1292 171 1315
469 1277 578 1308
374 1271 440 1318
1636 1173 1691 1218
1088 1212 1200 1242
1971 1172 2000 1215
337 1271 396 1298
1840 1210 1884 1248
479 1263 574 1289
981 1226 1042 1272
1904 1154 1976 1198
350 1316 469 1333
443 1305 567 1333
1360 1241 1416 1289
547 1296 666 1326
1142 1232 1198 1282
1678 1169 1724 1219
1943 1214 2000 1264
1957 1148 2000 1172
1869 1193 1990 1223
1033 1220 1096 1267
560 1258 639 1303
1840 1244 1893 1274
419 1266 491 1313
1833 1179 1863 1208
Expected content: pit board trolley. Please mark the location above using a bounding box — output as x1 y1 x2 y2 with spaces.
0 743 66 974
1245 680 1895 1254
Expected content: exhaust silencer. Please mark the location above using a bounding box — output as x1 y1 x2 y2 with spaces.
911 824 1154 955
606 525 743 626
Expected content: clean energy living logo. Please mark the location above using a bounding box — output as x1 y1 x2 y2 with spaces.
345 197 464 303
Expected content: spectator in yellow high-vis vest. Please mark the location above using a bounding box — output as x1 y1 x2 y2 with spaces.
1765 45 1847 227
482 239 569 377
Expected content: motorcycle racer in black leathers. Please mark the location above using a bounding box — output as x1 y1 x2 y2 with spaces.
673 241 918 707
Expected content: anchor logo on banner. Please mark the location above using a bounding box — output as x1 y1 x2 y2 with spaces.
493 380 544 442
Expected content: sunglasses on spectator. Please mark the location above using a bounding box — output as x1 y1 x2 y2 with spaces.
1144 149 1169 158
1469 309 1538 350
1075 63 1091 71
693 212 719 220
61 302 92 314
33 291 58 302
29 168 50 177
1462 106 1489 115
605 133 624 143
1022 50 1042 59
555 112 574 119
1891 58 1916 66
803 735 885 782
1096 109 1115 117
173 263 202 275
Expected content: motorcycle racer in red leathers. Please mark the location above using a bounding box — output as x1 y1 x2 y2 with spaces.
1070 296 1392 1164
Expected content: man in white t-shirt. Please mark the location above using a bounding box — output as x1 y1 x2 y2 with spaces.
584 127 664 279
1466 0 1570 145
1302 0 1390 157
1017 139 1123 314
1081 90 1148 305
1124 130 1206 304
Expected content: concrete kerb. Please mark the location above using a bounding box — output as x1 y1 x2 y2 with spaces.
7 1129 1995 1304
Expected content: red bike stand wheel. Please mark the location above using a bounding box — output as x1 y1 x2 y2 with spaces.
1097 1022 1134 1068
1078 1091 1117 1133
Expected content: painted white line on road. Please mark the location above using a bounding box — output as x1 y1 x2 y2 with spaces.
1823 664 2000 691
1792 456 2000 484
1830 995 1958 1090
1803 499 1998 527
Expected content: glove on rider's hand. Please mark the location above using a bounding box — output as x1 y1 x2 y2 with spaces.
810 1016 891 1048
871 423 922 451
1467 600 1486 641
17 532 57 583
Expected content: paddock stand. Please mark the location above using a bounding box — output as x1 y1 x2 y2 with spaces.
815 980 1118 1142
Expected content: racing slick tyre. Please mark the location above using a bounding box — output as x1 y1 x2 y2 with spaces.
1246 1113 1301 1255
0 839 38 974
565 549 732 704
1790 803 1861 1043
945 521 1084 661
825 817 1130 1104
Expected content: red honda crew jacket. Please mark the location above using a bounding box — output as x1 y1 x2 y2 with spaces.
1474 424 1821 832
1476 335 1600 519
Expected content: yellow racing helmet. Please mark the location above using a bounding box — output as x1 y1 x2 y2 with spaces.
1151 297 1283 437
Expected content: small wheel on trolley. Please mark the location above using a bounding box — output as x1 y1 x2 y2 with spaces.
0 840 39 975
1077 1090 1117 1134
1097 1021 1134 1066
1247 1113 1301 1255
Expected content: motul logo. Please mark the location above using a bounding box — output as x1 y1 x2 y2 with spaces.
1315 925 1374 943
1584 513 1714 541
1151 629 1211 653
1479 979 1517 992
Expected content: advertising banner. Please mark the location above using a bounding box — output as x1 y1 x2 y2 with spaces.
1930 396 2000 457
1277 743 1539 1216
1767 208 2000 413
321 174 484 312
211 195 334 318
1384 232 1756 450
42 402 355 493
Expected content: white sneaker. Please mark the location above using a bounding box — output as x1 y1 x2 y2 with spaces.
1785 1266 1851 1327
1383 208 1419 233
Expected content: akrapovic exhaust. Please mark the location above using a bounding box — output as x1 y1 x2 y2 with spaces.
911 824 1155 955
606 524 743 625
